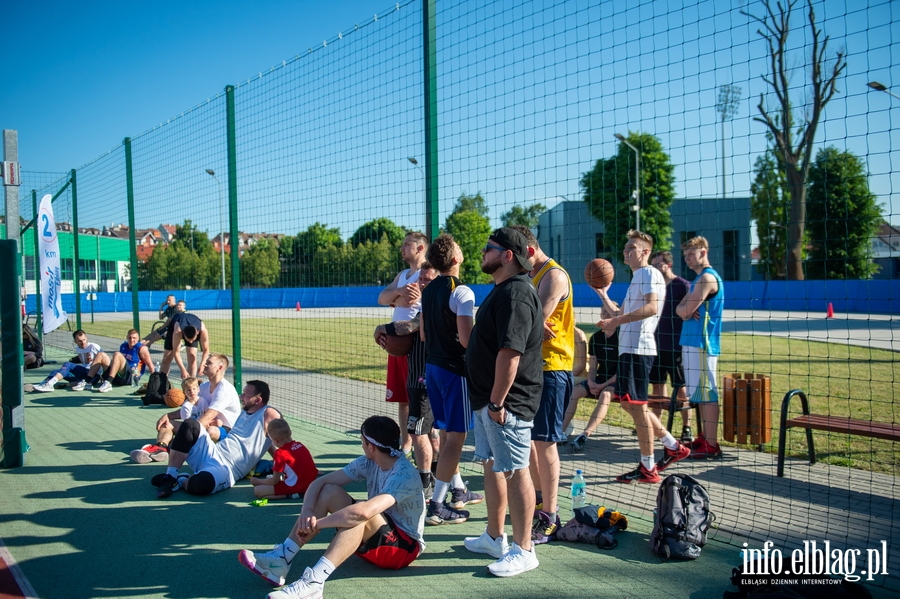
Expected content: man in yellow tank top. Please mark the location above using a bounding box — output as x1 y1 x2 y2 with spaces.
511 226 574 545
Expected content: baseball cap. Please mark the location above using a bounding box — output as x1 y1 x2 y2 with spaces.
489 227 532 272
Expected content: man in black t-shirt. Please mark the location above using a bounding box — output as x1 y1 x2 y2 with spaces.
464 227 543 578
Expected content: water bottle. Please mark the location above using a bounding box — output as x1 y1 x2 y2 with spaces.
155 361 161 372
131 363 141 387
571 469 587 515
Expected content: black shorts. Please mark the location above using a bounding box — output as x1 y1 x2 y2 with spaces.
406 387 434 436
649 349 685 387
164 328 199 351
356 513 421 570
615 353 654 405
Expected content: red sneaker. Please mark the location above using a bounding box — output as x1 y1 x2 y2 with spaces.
615 463 661 484
689 438 723 459
656 442 691 472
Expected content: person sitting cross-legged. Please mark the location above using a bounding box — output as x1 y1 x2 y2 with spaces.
238 415 426 599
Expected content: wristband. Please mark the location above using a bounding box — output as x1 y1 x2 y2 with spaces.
488 402 504 413
385 322 398 336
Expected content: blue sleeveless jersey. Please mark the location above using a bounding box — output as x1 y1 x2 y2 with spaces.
679 267 723 356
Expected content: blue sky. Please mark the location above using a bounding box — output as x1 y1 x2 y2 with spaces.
5 0 899 241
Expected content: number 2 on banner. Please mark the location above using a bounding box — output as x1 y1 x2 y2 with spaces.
42 213 52 238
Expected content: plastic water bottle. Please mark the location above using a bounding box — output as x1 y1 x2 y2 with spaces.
131 363 141 387
571 469 587 515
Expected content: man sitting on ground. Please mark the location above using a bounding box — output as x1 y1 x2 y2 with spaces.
32 330 101 392
238 415 426 599
154 378 278 498
85 329 155 393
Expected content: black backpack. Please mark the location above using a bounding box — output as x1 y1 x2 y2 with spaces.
142 372 170 406
650 473 714 560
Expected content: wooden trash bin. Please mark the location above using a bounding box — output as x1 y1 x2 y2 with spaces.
723 373 771 445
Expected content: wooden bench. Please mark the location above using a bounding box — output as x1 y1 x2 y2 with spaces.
777 389 900 477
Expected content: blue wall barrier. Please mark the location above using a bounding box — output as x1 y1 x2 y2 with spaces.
24 280 900 316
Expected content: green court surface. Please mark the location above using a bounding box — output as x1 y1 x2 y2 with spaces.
1 351 894 599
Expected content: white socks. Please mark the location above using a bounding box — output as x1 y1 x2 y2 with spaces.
661 433 678 450
306 557 335 584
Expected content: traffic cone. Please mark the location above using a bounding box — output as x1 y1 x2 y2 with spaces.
295 302 301 312
826 302 834 318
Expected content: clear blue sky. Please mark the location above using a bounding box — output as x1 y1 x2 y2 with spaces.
4 0 898 240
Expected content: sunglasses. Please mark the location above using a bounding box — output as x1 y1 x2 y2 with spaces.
483 243 507 253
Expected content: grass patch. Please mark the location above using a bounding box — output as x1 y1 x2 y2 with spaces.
78 320 899 474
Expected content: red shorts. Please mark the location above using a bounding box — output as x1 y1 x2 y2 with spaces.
356 514 421 570
385 355 409 403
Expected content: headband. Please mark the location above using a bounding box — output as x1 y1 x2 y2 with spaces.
362 432 404 458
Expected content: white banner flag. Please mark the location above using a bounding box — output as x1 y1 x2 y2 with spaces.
38 193 67 334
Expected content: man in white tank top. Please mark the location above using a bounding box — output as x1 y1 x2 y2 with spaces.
377 231 430 456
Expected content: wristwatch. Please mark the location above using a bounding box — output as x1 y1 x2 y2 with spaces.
488 402 504 413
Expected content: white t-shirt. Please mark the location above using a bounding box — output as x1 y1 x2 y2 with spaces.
618 266 666 356
76 342 102 365
196 378 242 428
449 285 476 317
391 269 421 322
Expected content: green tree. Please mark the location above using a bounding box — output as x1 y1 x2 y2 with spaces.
805 147 882 279
500 202 547 228
444 194 492 284
750 144 791 279
579 132 675 252
278 222 343 286
241 238 281 287
743 0 846 280
349 217 407 247
310 243 353 286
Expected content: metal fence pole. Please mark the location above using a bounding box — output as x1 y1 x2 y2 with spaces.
70 169 82 330
31 190 42 337
422 0 439 240
123 139 140 332
225 85 242 388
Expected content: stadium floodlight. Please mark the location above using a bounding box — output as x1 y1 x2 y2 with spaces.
205 169 227 291
614 134 641 231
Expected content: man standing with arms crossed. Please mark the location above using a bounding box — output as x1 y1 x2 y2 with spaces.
511 226 573 543
378 231 429 456
597 230 691 483
677 236 725 459
465 227 544 577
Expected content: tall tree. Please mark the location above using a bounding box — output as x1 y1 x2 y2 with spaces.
750 143 791 279
444 193 492 284
743 0 846 280
241 238 281 287
500 202 547 229
349 217 408 247
579 132 675 253
805 147 882 280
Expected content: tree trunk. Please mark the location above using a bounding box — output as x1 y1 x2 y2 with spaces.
786 168 806 280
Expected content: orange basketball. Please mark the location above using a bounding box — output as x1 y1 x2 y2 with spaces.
381 333 415 357
585 259 615 289
165 388 186 408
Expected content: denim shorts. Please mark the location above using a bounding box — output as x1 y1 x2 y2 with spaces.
472 407 533 473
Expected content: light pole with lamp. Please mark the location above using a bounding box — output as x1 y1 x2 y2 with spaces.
406 157 427 237
614 133 641 231
205 169 227 291
867 81 900 101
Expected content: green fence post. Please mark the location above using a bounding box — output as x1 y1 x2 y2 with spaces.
124 138 141 332
0 240 26 468
70 169 82 330
225 85 242 388
31 190 42 337
422 0 439 240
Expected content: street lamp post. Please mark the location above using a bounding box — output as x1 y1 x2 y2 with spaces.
407 157 426 235
205 169 227 291
716 84 742 198
867 81 900 102
614 134 641 231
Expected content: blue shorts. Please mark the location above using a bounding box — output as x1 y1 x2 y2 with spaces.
615 353 654 404
65 365 90 382
472 407 533 473
425 364 472 434
531 370 573 443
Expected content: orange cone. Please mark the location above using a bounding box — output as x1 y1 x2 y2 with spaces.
296 302 301 312
826 302 834 318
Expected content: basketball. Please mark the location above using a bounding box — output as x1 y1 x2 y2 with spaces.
164 388 186 408
381 333 415 357
585 258 615 289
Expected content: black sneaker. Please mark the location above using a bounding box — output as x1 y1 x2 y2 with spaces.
570 433 587 453
680 426 693 445
156 474 180 498
425 500 469 525
150 472 167 487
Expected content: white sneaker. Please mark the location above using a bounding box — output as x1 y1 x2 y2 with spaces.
98 380 113 393
238 546 290 586
268 568 323 599
32 382 55 393
487 542 538 577
70 380 87 391
464 529 509 559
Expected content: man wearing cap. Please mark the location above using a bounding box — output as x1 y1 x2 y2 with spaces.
464 227 544 578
